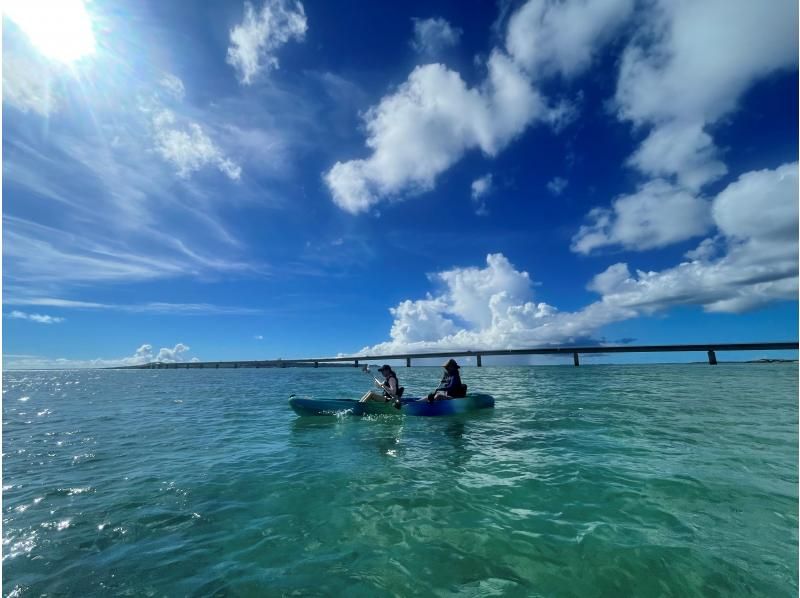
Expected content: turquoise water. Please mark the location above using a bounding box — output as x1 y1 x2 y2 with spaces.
3 365 797 596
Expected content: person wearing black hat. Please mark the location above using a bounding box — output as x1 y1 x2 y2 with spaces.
359 364 403 403
427 359 467 402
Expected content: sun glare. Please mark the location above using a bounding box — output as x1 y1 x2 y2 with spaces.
4 0 96 64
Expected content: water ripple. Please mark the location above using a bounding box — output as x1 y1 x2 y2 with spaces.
2 365 797 596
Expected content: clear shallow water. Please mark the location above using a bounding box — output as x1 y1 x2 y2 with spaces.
3 364 797 597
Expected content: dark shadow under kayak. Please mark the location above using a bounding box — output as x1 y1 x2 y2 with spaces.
288 394 495 417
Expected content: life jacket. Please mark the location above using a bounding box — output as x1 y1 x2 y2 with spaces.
383 372 404 398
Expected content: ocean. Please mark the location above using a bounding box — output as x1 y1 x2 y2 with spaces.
3 364 797 596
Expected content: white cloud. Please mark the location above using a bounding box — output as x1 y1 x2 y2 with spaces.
325 53 544 213
150 109 241 180
436 253 538 330
325 0 631 214
712 163 798 243
8 310 64 324
547 176 568 195
159 74 185 100
362 166 797 352
587 163 798 313
3 343 196 370
227 0 307 85
683 237 719 262
3 215 257 291
615 0 797 188
4 295 262 315
471 174 493 199
389 296 457 344
506 0 634 78
411 17 462 55
626 121 727 191
471 174 493 215
361 253 609 354
254 334 264 340
5 217 191 283
155 343 191 363
571 180 713 254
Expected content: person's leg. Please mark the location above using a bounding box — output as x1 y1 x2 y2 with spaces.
359 390 381 403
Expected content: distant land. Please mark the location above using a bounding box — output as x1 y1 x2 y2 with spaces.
742 358 798 364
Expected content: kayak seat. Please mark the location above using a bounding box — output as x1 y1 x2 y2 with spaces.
450 384 467 398
396 386 404 398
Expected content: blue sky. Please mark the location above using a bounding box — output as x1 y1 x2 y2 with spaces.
3 0 798 368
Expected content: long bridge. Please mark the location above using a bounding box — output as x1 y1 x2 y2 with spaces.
117 341 798 369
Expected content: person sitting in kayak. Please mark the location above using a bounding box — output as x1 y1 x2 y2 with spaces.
359 364 403 403
426 359 467 402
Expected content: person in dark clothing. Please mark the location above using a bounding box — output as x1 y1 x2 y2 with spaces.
427 359 467 402
360 364 402 403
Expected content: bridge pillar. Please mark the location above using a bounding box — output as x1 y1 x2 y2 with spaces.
477 354 482 367
573 352 580 367
406 357 411 367
707 350 717 365
314 361 319 368
354 359 359 368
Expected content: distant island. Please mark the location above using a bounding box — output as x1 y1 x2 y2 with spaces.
743 358 798 364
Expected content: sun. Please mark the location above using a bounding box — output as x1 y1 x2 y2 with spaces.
4 0 96 64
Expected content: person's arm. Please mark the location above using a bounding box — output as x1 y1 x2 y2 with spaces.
435 373 448 391
387 377 398 397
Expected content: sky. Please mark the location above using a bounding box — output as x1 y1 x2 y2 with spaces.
2 0 798 368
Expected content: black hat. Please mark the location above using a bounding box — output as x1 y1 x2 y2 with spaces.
442 359 460 369
378 364 392 372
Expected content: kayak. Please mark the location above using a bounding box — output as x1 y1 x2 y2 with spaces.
288 394 495 417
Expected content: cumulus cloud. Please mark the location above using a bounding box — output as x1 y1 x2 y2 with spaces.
547 177 568 195
227 0 307 85
615 0 797 188
626 121 727 191
506 0 634 78
585 163 799 314
471 174 493 215
154 343 191 363
573 1 798 257
325 53 544 213
362 167 796 352
389 296 458 344
111 343 192 366
592 174 797 312
411 17 462 55
361 253 609 353
3 343 196 370
325 0 629 213
571 179 713 253
8 310 64 324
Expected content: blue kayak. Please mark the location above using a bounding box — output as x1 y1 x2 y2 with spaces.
289 394 495 417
